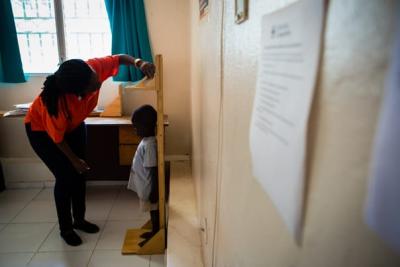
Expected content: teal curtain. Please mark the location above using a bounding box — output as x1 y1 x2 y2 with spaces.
0 0 25 83
104 0 153 82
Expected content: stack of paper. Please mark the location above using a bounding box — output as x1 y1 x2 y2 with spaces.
3 102 31 117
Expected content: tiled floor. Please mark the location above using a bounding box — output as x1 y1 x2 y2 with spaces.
0 186 165 267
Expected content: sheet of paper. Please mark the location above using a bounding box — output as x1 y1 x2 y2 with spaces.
365 17 400 254
14 102 31 110
249 0 324 241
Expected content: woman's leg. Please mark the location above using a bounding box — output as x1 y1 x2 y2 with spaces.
65 122 99 233
64 122 87 223
25 124 77 233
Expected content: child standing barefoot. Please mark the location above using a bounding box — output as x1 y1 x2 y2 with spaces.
127 105 159 246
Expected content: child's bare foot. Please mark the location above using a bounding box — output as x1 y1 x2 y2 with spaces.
140 231 154 239
138 238 149 247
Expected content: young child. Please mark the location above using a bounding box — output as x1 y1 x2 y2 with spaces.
127 104 159 247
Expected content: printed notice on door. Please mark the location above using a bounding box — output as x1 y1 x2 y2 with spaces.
249 0 324 242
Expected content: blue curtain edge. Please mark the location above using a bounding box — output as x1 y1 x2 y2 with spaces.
105 0 153 82
0 0 27 83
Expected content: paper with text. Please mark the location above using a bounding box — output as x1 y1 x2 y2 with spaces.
249 0 324 241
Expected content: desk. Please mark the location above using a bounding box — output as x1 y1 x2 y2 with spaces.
85 117 131 180
85 117 139 180
0 114 168 181
85 116 168 180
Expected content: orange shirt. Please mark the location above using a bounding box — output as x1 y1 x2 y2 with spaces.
25 55 120 143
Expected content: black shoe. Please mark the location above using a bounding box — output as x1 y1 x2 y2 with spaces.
60 230 82 246
73 220 99 233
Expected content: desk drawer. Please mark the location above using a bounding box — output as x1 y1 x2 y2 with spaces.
86 125 130 180
119 126 142 144
119 144 138 166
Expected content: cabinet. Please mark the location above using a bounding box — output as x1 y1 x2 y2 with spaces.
118 125 141 166
84 116 167 181
85 117 134 180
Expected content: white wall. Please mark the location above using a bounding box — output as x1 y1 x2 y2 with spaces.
145 0 191 156
0 0 191 183
190 0 400 266
189 1 223 266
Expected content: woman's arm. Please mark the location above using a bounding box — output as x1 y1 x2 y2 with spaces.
56 140 90 174
118 54 156 79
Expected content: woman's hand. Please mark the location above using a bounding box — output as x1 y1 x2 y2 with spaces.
139 61 156 79
72 158 91 174
118 54 156 79
56 141 90 174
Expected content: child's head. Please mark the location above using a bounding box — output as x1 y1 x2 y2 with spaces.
131 105 157 137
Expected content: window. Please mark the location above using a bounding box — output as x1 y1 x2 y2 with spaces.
11 0 111 74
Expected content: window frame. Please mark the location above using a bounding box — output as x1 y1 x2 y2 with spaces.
13 0 110 75
54 0 66 65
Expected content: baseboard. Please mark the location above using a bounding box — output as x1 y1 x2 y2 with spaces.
0 157 54 186
0 155 191 188
6 181 128 189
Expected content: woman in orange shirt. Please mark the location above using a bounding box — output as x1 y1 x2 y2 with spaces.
25 55 155 246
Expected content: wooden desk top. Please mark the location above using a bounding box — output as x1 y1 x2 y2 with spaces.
0 112 169 126
85 116 132 125
85 115 169 126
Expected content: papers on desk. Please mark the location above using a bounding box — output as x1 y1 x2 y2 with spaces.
14 102 32 110
3 102 32 117
3 103 105 118
249 0 324 242
3 109 28 117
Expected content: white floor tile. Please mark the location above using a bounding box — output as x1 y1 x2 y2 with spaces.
27 251 92 267
32 188 54 202
0 189 41 202
108 201 149 221
95 220 145 250
0 176 183 267
79 185 120 222
32 186 121 202
0 223 55 253
117 188 139 200
0 202 29 223
86 186 121 201
12 201 57 223
85 199 115 221
88 250 150 267
0 189 41 223
108 189 149 221
167 161 203 267
150 254 166 267
39 221 105 252
0 252 34 267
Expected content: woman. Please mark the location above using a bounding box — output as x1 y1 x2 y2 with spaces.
25 55 155 246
